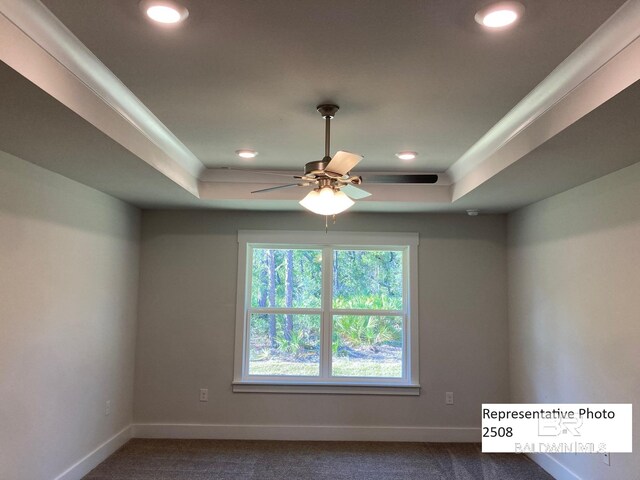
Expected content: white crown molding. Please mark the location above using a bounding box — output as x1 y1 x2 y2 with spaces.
448 0 640 201
53 425 132 480
133 423 480 442
0 0 203 196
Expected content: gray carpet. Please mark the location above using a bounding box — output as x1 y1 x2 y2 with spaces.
83 439 554 479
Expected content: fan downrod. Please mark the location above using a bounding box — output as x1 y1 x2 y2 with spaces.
317 104 339 160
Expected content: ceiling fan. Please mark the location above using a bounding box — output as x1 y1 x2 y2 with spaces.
250 104 439 215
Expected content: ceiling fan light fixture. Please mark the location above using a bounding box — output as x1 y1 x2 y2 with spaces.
299 187 354 216
395 151 418 161
475 2 524 29
140 0 189 25
236 149 258 159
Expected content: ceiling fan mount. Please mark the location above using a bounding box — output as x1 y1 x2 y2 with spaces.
316 103 339 119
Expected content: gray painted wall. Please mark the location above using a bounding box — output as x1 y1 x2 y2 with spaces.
508 161 640 479
0 152 140 480
134 210 509 431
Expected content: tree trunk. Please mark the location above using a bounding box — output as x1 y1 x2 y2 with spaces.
258 251 267 308
267 249 277 350
284 249 294 341
333 251 339 296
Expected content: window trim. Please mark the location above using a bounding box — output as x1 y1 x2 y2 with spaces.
233 230 420 395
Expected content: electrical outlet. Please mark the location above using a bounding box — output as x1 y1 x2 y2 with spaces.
445 392 454 405
602 453 610 466
199 388 209 402
105 400 111 416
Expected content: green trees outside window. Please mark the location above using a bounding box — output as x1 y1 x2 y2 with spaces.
247 247 404 378
333 250 403 310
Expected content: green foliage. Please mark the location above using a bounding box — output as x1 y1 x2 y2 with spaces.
332 358 401 378
250 248 403 311
333 250 403 310
275 328 311 357
333 315 402 351
251 248 322 308
249 314 320 363
249 360 319 376
249 359 401 378
333 294 398 310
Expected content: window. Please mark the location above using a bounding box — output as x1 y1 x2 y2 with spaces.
233 231 419 395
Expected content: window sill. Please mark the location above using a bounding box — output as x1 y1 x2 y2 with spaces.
232 381 420 396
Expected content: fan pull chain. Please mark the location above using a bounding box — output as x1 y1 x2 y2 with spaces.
324 214 338 233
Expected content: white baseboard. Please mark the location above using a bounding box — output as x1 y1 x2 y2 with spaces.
53 425 132 480
526 453 582 480
132 423 480 442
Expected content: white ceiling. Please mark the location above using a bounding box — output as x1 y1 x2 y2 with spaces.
0 0 638 212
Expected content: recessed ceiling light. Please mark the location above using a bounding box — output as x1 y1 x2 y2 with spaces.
140 1 189 25
236 149 258 159
475 2 524 29
395 151 418 161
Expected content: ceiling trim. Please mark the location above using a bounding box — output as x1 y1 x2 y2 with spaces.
198 181 452 205
197 169 452 206
0 0 204 196
199 168 452 186
447 0 640 201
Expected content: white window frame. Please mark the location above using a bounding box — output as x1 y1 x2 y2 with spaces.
232 230 420 395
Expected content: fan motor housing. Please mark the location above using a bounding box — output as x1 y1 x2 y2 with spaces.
304 160 331 176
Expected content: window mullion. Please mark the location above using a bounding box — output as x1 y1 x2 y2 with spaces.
248 307 322 315
320 246 332 379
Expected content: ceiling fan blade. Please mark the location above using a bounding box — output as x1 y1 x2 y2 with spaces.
342 184 372 199
251 183 303 194
325 151 363 175
364 174 438 184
